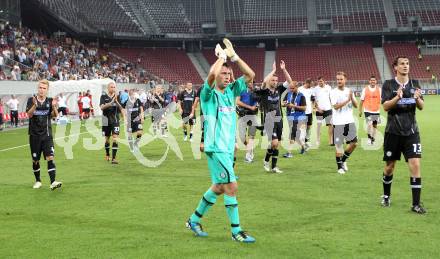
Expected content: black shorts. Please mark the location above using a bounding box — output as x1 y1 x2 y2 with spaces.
127 121 143 133
58 107 67 115
289 120 305 141
306 113 313 126
316 110 333 125
102 124 120 137
0 113 3 124
268 121 283 141
364 112 381 125
83 108 91 113
182 113 196 125
333 123 358 145
29 135 54 161
383 132 421 162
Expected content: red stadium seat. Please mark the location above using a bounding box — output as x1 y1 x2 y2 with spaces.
276 44 380 82
111 47 203 84
384 42 440 79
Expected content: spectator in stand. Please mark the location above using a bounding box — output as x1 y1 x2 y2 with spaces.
7 95 19 127
11 66 21 81
0 67 6 80
0 24 143 83
0 54 4 71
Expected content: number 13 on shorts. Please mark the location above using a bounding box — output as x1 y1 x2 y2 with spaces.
413 143 422 154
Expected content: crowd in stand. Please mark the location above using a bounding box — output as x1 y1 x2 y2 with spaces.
0 22 164 84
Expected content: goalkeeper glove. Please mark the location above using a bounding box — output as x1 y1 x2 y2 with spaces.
215 44 227 62
223 38 239 62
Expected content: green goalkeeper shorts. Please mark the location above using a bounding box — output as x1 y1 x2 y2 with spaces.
205 152 236 184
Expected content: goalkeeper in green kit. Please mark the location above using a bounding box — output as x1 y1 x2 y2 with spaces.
186 39 256 243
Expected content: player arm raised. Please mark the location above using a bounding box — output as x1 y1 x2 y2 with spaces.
206 44 228 88
223 38 255 84
262 61 276 89
280 60 293 87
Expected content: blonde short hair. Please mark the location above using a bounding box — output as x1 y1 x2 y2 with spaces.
39 79 50 87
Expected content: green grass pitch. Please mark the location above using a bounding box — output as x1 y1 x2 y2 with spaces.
1 96 439 258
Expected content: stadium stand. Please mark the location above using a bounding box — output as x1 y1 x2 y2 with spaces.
224 0 308 34
111 47 203 84
202 47 265 83
276 44 380 81
316 0 387 32
133 0 216 34
392 0 440 27
384 42 440 79
33 0 440 36
0 24 141 83
36 0 143 34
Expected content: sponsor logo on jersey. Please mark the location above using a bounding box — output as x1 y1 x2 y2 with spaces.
33 109 50 115
219 106 234 113
397 98 416 105
268 96 280 102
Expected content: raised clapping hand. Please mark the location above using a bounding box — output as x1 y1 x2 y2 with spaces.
414 88 422 99
396 86 403 99
280 60 286 70
223 38 238 61
215 44 227 61
52 98 58 109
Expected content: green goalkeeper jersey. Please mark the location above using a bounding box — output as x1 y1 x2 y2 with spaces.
200 76 247 153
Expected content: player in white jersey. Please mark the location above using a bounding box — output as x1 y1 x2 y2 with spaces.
330 72 358 175
81 94 92 119
313 76 333 146
298 78 315 151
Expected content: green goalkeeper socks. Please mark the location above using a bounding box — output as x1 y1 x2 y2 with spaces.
224 194 242 234
190 188 218 223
